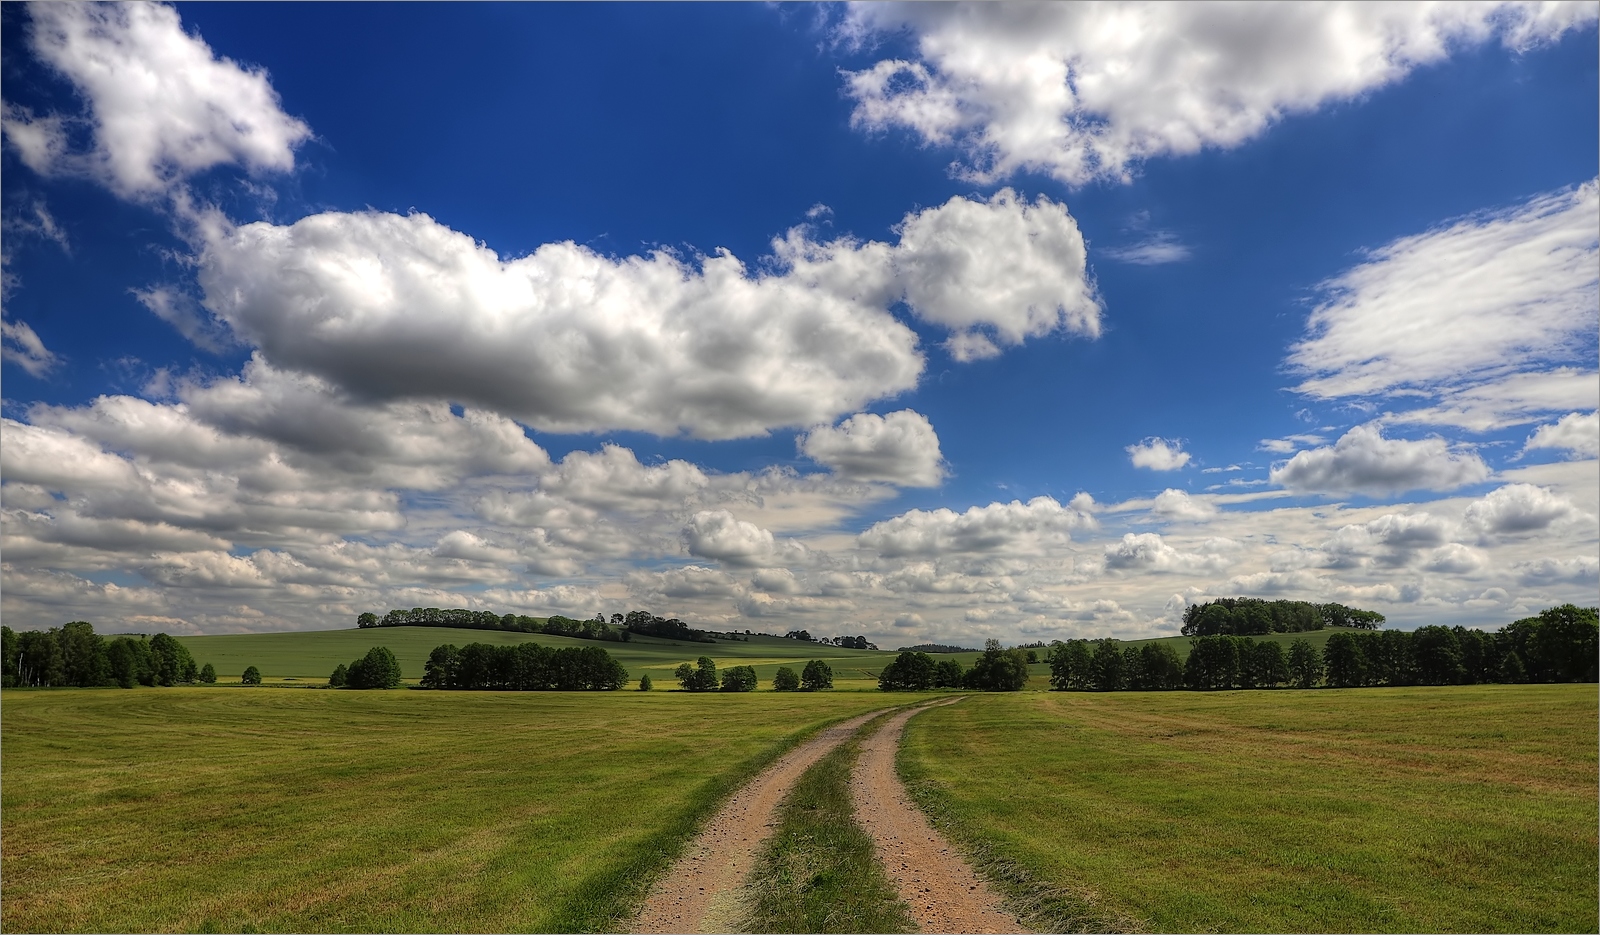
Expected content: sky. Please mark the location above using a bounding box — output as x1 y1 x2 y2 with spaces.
1 2 1596 642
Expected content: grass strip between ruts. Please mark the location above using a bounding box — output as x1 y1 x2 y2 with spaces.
740 711 917 934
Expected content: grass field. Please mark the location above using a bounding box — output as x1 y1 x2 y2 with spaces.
899 684 1599 933
174 627 916 687
0 687 902 933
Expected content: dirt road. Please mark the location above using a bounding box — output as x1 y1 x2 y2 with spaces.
851 700 1026 934
630 708 890 933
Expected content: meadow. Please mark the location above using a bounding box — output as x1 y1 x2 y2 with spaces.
0 688 900 933
174 627 913 687
899 684 1599 933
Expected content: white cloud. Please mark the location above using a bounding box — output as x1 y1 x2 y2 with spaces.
1101 232 1190 265
799 409 945 487
1524 411 1600 459
1514 555 1599 585
1127 437 1190 471
1463 483 1581 537
684 510 806 568
1 317 58 377
893 189 1100 359
4 2 310 199
860 496 1092 558
1387 369 1598 432
839 2 1596 185
1103 532 1234 574
1289 183 1599 407
1424 543 1486 574
194 192 1096 440
1270 424 1489 496
1257 434 1325 454
1150 488 1216 522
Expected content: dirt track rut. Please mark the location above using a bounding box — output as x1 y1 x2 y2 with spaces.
851 699 1026 934
630 709 888 933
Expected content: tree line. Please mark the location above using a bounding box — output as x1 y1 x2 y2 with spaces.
669 656 836 692
359 608 633 642
3 622 216 688
1052 605 1596 692
878 640 1032 692
1181 598 1385 637
782 630 880 650
419 642 629 690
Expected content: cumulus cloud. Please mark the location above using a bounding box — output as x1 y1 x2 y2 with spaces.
1514 555 1599 585
193 192 1095 439
892 189 1100 359
3 2 310 199
859 496 1093 558
1127 437 1190 470
839 2 1597 185
799 409 945 486
1289 183 1599 418
1269 424 1489 496
1463 483 1581 537
1524 411 1600 459
1150 488 1216 522
1103 532 1236 574
1321 511 1452 568
684 510 807 567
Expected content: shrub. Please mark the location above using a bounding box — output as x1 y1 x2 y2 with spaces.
241 665 262 685
772 666 800 691
801 659 833 691
329 663 349 687
346 647 402 689
721 665 757 692
639 674 653 691
199 663 217 684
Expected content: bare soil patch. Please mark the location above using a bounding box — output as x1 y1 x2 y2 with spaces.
852 699 1027 934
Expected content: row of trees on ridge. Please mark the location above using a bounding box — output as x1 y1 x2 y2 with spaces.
1180 598 1384 636
1053 605 1596 691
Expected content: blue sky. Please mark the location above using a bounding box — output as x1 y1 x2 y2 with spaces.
2 2 1596 639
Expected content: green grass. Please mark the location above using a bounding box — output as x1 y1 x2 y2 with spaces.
742 712 915 934
898 684 1599 933
1 687 900 933
174 627 904 686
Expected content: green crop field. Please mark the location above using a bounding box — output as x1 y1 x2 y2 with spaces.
0 687 904 933
174 627 907 687
899 684 1599 933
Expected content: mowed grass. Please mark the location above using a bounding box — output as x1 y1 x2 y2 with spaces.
175 627 901 687
898 684 1598 933
2 687 900 933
